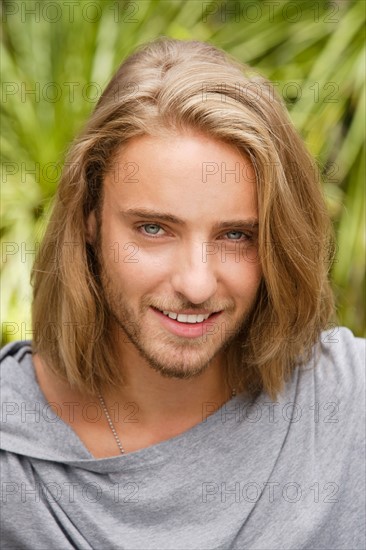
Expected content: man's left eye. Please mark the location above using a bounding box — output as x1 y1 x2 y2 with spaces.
225 231 250 241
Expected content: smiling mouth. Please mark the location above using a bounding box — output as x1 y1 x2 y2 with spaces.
152 308 219 324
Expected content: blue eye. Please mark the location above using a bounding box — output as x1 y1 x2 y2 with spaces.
226 231 247 240
140 224 163 236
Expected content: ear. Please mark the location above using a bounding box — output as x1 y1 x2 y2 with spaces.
85 211 97 244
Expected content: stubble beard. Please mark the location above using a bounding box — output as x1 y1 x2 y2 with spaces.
92 226 252 380
98 267 252 380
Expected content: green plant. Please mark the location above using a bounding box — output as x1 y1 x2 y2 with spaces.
1 0 364 343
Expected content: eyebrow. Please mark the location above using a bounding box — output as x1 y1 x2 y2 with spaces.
120 208 259 231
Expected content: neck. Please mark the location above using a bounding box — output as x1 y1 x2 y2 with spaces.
101 343 231 428
33 341 234 456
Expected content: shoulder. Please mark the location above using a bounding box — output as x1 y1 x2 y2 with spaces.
281 327 365 429
318 325 365 365
311 326 365 393
293 326 365 433
1 340 35 401
1 339 33 363
1 341 93 461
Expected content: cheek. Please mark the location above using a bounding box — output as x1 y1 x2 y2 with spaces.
101 244 170 297
227 258 262 301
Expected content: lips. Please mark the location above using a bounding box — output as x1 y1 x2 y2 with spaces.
151 307 222 338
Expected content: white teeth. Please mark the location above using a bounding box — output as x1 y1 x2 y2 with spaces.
163 310 178 320
161 310 211 323
194 314 205 323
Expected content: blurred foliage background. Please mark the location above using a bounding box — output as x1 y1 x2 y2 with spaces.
1 0 365 343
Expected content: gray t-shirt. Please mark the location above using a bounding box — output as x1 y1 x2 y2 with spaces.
1 327 365 550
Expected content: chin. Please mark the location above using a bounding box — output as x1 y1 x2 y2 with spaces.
138 342 216 380
149 359 211 380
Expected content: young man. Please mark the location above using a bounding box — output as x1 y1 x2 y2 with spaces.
1 38 364 549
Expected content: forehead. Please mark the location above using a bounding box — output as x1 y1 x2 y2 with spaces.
103 132 258 222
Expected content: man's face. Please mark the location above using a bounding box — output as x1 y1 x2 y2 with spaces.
88 132 262 379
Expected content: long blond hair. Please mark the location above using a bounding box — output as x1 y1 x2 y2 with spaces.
31 37 335 399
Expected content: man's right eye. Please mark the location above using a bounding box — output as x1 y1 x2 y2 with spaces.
137 223 165 237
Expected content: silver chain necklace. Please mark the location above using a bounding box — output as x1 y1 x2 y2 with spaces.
98 392 125 455
98 388 237 455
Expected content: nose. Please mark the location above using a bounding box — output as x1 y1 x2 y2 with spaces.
170 240 218 304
